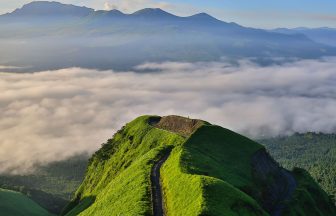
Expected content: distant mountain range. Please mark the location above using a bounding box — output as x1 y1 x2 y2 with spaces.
5 1 93 17
272 27 336 47
0 1 335 72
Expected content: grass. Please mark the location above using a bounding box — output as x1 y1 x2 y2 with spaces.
201 177 267 216
0 188 54 216
77 148 164 216
161 148 204 216
160 125 268 216
181 125 264 188
63 116 185 215
65 115 336 216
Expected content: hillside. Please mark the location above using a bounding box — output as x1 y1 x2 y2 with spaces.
0 1 335 72
0 154 88 214
0 188 54 216
260 133 336 204
62 115 336 216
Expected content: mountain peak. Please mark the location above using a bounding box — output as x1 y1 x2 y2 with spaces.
188 12 219 22
131 8 177 19
8 1 93 17
192 12 213 18
95 9 125 17
107 9 124 15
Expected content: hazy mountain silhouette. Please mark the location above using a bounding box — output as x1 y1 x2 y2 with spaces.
272 27 336 47
0 1 335 72
5 1 93 17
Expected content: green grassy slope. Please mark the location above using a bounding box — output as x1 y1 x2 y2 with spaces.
63 116 185 216
161 147 267 216
161 125 267 216
0 188 54 216
181 125 263 188
65 115 336 216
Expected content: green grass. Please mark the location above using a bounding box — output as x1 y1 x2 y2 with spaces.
63 116 185 215
65 115 336 216
161 148 204 215
77 148 165 216
0 188 54 216
201 177 266 216
161 125 267 216
181 125 264 188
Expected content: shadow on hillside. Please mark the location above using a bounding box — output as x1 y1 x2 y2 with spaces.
61 195 96 216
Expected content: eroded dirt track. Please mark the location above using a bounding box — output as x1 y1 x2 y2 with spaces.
151 151 171 216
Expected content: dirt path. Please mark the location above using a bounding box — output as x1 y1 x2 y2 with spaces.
151 151 171 216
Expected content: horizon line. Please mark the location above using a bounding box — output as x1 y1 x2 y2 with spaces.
1 0 335 30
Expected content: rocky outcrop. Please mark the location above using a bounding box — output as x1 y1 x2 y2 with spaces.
150 115 206 137
251 149 297 216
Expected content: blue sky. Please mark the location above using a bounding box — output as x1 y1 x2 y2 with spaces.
1 0 336 28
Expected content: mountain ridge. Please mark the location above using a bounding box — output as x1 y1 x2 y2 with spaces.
62 115 336 216
2 1 218 22
5 1 94 17
0 1 335 72
271 27 336 46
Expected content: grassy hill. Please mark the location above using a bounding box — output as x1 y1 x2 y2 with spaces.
0 188 54 216
63 115 336 216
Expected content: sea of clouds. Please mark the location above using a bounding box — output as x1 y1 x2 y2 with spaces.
1 58 336 173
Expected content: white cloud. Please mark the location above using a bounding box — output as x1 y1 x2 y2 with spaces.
1 58 336 173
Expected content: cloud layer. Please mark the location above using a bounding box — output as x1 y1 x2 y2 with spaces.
1 58 336 173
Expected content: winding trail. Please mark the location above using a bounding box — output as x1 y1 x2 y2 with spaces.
151 151 171 216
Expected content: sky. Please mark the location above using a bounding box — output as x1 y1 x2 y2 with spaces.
1 0 336 28
1 1 336 174
2 58 336 173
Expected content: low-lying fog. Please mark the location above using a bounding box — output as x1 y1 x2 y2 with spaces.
1 58 336 173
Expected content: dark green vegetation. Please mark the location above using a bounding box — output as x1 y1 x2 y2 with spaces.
64 115 336 216
286 168 336 215
0 154 88 214
260 133 336 204
0 188 54 216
